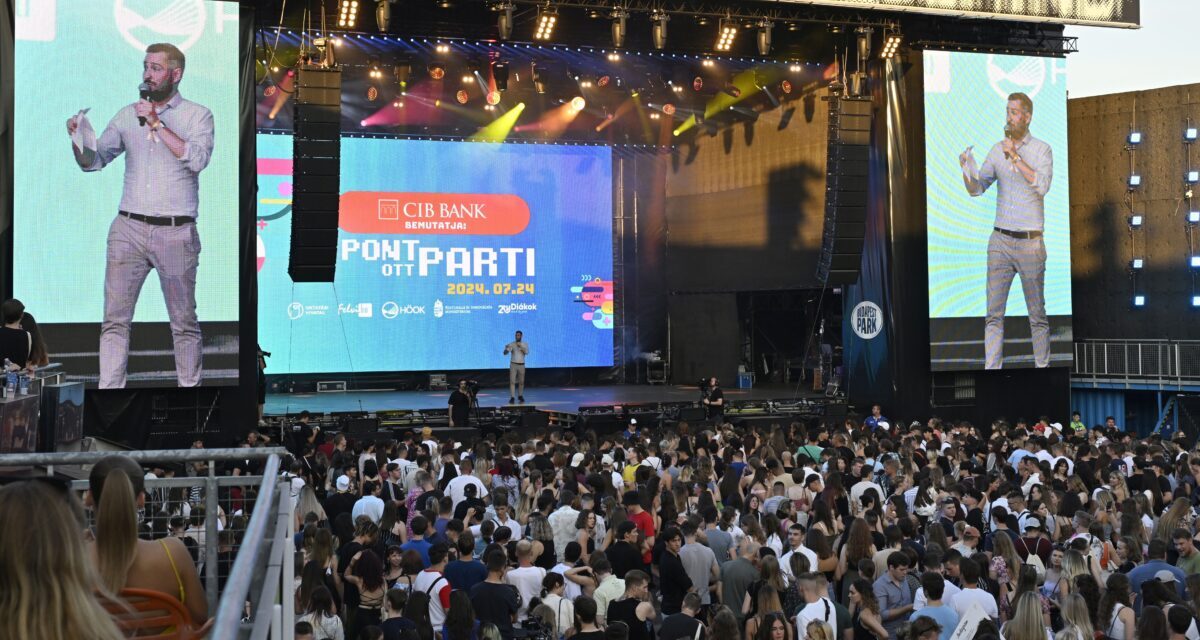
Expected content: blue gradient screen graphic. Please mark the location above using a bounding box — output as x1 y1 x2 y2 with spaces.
256 134 615 374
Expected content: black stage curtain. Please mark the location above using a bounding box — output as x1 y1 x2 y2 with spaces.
0 0 13 298
667 293 740 386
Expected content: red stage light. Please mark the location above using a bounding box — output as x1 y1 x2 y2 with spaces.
598 75 611 87
693 77 703 91
780 80 793 94
367 86 379 101
456 90 469 104
487 91 501 105
662 103 676 115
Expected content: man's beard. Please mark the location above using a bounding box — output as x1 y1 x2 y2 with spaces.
1006 122 1028 139
145 77 176 102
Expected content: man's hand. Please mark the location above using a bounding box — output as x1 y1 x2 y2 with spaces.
135 100 159 127
959 146 974 168
1001 137 1016 157
66 115 79 136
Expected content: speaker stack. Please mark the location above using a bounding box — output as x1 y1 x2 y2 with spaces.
290 67 342 283
817 95 872 286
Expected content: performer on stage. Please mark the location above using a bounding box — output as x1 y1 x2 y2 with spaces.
702 377 724 422
448 379 472 429
504 330 529 404
66 43 214 388
959 92 1052 370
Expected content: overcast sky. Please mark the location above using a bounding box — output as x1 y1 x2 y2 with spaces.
1065 0 1200 98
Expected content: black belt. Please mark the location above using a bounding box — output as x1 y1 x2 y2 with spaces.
993 227 1042 240
120 210 195 226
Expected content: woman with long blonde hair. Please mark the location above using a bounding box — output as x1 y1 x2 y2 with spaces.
0 479 128 640
1155 498 1191 543
1056 593 1094 640
88 455 208 625
1002 591 1050 640
295 484 327 528
1049 550 1087 603
744 585 789 640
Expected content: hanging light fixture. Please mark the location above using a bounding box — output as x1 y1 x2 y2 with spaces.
611 7 629 48
756 20 773 56
651 11 670 50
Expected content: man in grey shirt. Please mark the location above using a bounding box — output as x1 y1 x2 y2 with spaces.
720 539 760 624
959 91 1053 370
67 43 214 387
679 521 719 605
503 330 529 404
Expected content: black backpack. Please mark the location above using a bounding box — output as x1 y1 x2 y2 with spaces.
403 576 443 640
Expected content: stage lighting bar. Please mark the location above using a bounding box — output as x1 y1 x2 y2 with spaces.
1128 214 1144 228
1133 294 1146 307
651 12 669 50
881 29 903 58
716 19 738 52
535 7 558 40
338 0 359 28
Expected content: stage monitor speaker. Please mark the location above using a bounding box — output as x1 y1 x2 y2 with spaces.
290 67 342 283
678 407 707 422
521 411 550 431
345 417 381 435
817 95 872 286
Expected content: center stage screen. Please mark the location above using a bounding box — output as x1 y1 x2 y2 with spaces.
257 135 615 374
924 51 1073 371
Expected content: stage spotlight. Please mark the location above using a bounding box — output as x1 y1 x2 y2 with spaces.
1187 127 1199 142
496 1 514 40
662 103 676 115
338 0 359 28
757 20 773 56
375 0 396 32
1192 256 1200 268
428 63 446 80
368 57 383 79
650 112 661 120
462 73 473 84
487 90 501 105
780 80 793 94
1190 211 1200 224
392 100 404 108
1129 174 1142 188
881 28 902 58
1127 131 1142 145
456 90 470 104
1193 295 1200 308
607 52 621 62
702 59 715 68
535 6 558 40
485 104 496 111
436 43 450 53
366 85 378 101
611 9 628 48
494 61 510 91
570 96 586 111
789 63 802 72
651 12 669 50
1130 258 1144 270
716 19 737 52
394 61 412 89
1128 214 1144 227
598 75 611 87
1187 170 1199 184
1133 294 1146 307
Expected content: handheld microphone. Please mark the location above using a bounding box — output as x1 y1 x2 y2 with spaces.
138 82 152 126
1002 123 1014 159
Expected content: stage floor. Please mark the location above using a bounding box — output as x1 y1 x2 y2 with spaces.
265 383 824 415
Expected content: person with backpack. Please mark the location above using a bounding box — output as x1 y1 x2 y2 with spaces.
412 543 453 632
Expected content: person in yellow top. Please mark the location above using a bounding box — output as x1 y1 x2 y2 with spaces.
622 447 642 486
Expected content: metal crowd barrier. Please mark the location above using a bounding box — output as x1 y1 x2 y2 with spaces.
0 447 295 639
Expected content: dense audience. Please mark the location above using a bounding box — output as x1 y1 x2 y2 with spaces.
4 409 1200 640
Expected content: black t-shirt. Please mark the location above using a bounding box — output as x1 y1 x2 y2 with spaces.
658 551 692 615
469 581 520 640
608 599 650 640
380 616 419 640
660 613 705 640
607 540 644 579
338 541 364 607
454 497 487 522
449 391 471 425
707 388 724 418
573 632 606 640
0 327 30 368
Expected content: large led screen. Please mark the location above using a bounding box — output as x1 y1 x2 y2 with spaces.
257 134 615 374
924 51 1073 371
14 0 240 387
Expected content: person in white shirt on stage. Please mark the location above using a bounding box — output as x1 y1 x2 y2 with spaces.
504 330 529 404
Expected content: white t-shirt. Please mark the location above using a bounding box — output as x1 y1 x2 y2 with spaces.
412 569 452 627
506 565 547 619
446 474 489 509
796 598 838 639
552 562 583 600
780 545 819 582
914 581 961 610
951 588 998 620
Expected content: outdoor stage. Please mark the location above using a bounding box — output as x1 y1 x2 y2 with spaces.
265 382 827 416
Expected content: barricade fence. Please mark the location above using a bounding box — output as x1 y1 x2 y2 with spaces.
0 447 295 640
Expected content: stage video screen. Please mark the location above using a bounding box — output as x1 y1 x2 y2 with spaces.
257 134 615 374
924 51 1073 371
13 0 240 387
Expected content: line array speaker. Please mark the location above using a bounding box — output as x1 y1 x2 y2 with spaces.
817 95 872 286
290 67 342 283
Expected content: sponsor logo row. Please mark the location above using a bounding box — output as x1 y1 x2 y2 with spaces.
287 299 538 320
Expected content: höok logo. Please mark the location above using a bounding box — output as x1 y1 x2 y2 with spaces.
852 301 883 340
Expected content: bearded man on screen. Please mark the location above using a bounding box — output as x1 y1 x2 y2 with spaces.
959 92 1053 370
66 43 214 388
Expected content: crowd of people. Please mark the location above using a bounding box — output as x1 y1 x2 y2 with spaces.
4 406 1200 640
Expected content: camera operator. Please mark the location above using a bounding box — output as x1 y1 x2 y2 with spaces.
701 377 724 422
449 379 473 429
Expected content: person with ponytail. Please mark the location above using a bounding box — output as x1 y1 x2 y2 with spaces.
87 454 208 625
0 479 127 640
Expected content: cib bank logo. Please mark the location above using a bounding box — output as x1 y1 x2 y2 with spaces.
851 301 883 340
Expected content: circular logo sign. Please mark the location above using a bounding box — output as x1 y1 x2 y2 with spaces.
287 302 305 320
381 301 400 319
114 0 207 53
851 301 883 340
985 54 1047 101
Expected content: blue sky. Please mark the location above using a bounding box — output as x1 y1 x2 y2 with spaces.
1066 0 1200 98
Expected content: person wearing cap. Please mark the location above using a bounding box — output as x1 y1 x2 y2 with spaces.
323 474 358 526
1015 517 1053 566
602 454 624 493
952 526 982 557
622 418 641 442
445 457 489 512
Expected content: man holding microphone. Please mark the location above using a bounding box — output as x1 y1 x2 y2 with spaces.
66 43 214 387
504 330 529 404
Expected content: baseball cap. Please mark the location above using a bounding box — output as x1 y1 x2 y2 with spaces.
602 454 615 466
336 475 350 492
570 453 586 467
629 418 638 425
1155 570 1178 583
1024 517 1043 531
